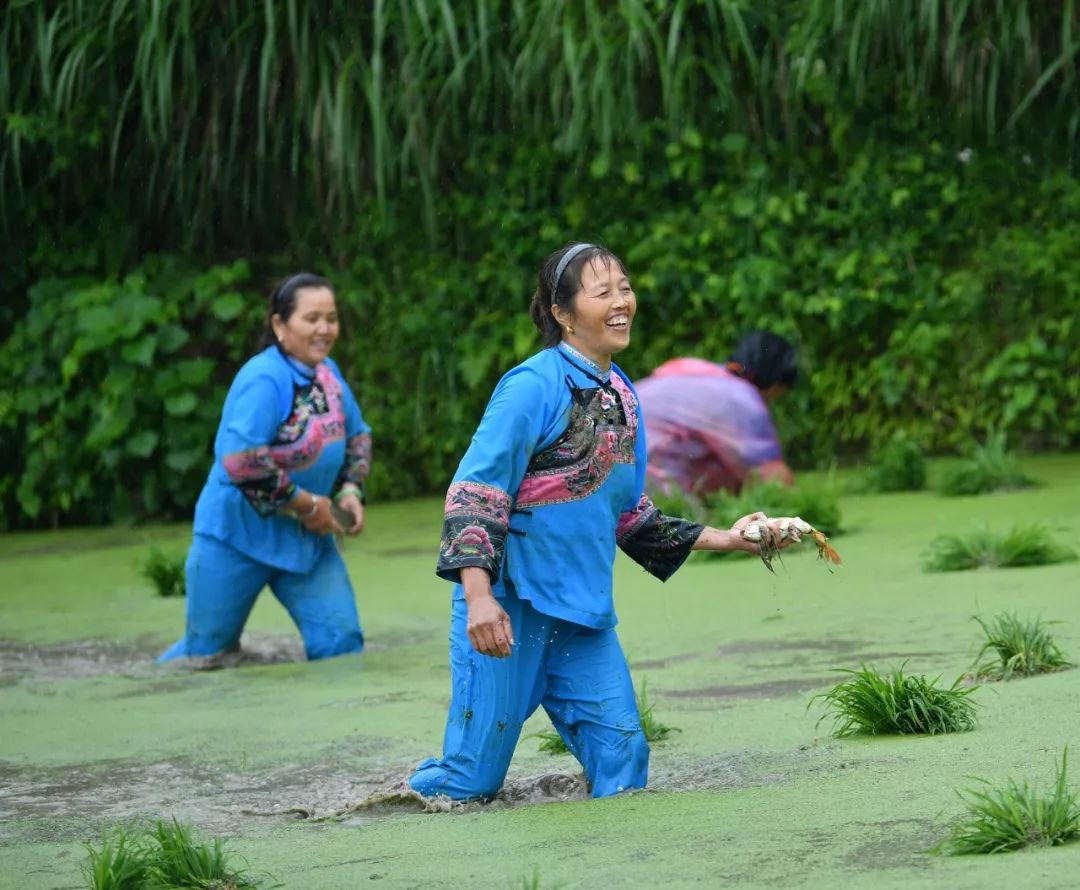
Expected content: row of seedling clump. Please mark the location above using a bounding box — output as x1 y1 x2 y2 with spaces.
812 612 1078 855
864 428 1033 496
84 817 257 890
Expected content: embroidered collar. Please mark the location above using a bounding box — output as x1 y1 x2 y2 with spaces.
557 341 611 384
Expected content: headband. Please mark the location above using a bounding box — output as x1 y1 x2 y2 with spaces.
553 243 594 294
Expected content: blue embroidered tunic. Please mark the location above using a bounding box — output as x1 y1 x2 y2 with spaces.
193 346 372 574
436 343 703 629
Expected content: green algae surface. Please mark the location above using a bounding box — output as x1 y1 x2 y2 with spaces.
2 456 1079 888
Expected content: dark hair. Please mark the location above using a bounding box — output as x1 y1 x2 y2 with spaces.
729 331 799 390
528 243 627 348
260 272 334 349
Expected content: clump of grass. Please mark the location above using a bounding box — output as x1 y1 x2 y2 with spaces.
923 523 1077 572
971 613 1074 681
938 431 1034 496
532 679 679 755
811 664 979 736
139 544 186 597
866 430 926 492
933 749 1080 855
83 827 152 890
83 818 256 890
706 478 842 536
149 818 256 888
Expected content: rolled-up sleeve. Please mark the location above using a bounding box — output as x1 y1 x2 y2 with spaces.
218 374 294 516
436 368 548 583
616 493 704 581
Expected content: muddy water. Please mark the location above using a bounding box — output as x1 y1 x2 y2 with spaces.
4 467 1080 889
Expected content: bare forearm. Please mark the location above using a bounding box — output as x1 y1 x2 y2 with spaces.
460 566 494 602
691 526 756 554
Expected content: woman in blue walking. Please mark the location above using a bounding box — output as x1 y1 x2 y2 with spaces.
409 243 792 800
159 273 371 663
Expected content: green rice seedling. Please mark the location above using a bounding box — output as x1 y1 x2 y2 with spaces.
140 544 186 597
996 524 1078 568
866 430 926 492
532 679 679 754
701 478 842 562
811 665 979 737
937 431 1034 496
636 679 681 744
972 613 1074 681
146 818 256 889
933 749 1080 855
83 827 152 890
531 730 571 756
923 523 1076 572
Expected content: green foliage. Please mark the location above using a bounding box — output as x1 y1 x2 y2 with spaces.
139 545 186 598
865 430 926 492
933 750 1080 855
812 665 979 737
83 828 152 890
695 479 842 560
972 613 1074 681
0 258 257 526
82 819 257 889
148 818 255 889
923 523 1077 572
3 0 1077 267
938 432 1035 496
532 679 678 755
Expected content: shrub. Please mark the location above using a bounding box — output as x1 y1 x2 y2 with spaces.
812 665 979 736
938 432 1034 496
139 545 187 598
865 430 926 492
972 613 1074 680
923 523 1077 572
933 750 1080 855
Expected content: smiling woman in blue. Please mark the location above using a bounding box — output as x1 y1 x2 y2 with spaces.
409 243 794 801
158 273 371 664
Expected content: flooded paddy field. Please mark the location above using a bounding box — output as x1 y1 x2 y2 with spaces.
2 457 1079 888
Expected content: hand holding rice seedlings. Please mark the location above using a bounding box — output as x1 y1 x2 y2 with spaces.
532 679 679 755
937 431 1034 496
811 665 979 736
971 613 1074 681
933 749 1080 855
741 517 842 573
923 522 1077 572
139 544 186 597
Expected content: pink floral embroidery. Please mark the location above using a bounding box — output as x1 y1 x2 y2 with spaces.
516 374 638 508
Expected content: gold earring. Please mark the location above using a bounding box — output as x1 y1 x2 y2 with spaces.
567 325 575 334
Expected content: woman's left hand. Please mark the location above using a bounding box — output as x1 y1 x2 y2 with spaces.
335 494 365 536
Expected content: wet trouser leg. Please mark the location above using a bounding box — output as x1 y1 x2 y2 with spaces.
271 545 364 660
409 596 552 800
541 623 649 798
156 534 269 662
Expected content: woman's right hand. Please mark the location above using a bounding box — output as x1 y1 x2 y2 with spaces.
461 567 514 658
301 495 344 536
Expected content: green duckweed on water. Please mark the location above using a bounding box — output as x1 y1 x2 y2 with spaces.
1 456 1079 888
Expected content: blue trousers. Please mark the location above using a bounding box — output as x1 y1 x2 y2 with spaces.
157 533 363 662
409 595 648 800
